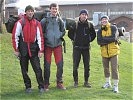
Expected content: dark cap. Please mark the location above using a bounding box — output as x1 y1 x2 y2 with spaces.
25 5 34 12
79 9 88 15
101 15 109 20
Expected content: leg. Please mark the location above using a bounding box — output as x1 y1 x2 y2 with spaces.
110 55 119 93
82 49 90 82
110 55 119 80
20 55 31 89
73 48 81 83
30 55 44 89
102 57 112 88
102 57 110 79
54 46 66 89
54 46 63 83
82 49 91 88
44 46 52 85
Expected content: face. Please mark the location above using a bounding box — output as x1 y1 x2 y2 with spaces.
25 9 34 20
50 6 59 16
79 13 88 22
101 18 109 26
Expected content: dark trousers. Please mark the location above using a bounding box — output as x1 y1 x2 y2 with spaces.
73 47 90 83
44 46 63 85
20 54 44 89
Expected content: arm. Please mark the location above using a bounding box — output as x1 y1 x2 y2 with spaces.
97 29 108 46
36 22 44 53
40 18 46 34
101 25 118 43
89 22 96 42
67 22 76 41
12 21 22 52
59 18 66 38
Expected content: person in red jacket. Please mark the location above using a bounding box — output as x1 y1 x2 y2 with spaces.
12 5 44 93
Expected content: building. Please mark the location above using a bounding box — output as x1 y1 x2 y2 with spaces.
5 0 133 31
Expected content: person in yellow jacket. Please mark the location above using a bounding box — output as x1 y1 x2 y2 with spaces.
97 15 120 93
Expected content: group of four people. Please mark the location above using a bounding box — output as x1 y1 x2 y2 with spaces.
12 3 120 93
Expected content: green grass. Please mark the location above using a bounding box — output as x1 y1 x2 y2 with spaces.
0 32 133 100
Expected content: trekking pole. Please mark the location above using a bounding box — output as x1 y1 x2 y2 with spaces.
61 38 66 53
63 40 66 53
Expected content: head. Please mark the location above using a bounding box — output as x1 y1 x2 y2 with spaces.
25 5 34 20
100 15 109 26
79 9 88 22
49 3 59 16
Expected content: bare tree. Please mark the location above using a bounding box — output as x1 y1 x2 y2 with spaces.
0 0 4 33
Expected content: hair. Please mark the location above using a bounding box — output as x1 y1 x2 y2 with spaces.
49 3 59 9
25 5 34 12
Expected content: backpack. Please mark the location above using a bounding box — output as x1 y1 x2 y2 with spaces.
5 15 39 34
5 15 25 33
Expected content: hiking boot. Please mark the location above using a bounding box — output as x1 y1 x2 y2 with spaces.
102 82 112 89
39 88 44 93
113 85 119 93
57 83 66 90
84 82 91 88
44 84 49 91
74 82 78 88
25 88 32 93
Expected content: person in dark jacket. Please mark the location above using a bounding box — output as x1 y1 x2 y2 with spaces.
68 9 96 88
12 5 44 93
40 3 66 91
97 15 120 93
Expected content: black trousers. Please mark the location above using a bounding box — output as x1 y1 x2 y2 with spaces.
20 53 44 89
73 47 90 83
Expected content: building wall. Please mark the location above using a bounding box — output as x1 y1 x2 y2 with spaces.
110 16 133 31
5 2 133 31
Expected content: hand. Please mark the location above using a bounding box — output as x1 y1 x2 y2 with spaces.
38 52 43 58
14 51 20 59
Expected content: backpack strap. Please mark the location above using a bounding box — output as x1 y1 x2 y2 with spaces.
20 18 38 40
73 20 91 41
58 17 66 53
21 17 25 29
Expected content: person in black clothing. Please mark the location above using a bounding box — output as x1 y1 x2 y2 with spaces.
68 9 96 88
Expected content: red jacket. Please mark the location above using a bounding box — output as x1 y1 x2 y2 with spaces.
12 15 44 57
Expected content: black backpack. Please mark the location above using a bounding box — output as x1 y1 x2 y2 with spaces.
5 15 20 33
5 15 38 34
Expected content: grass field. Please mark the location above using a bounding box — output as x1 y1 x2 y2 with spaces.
0 32 133 100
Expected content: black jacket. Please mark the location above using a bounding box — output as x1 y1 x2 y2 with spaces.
68 19 96 48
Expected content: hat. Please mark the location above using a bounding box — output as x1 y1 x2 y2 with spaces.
101 15 109 20
25 5 34 12
79 9 88 15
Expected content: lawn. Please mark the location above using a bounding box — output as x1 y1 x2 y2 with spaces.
0 32 132 100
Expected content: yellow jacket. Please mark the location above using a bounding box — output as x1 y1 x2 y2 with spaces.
97 23 120 58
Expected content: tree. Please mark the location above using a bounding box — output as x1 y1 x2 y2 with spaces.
0 0 4 33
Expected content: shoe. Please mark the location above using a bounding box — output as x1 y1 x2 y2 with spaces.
84 82 91 88
57 83 66 90
25 88 32 93
39 88 44 93
44 84 49 91
113 85 119 93
74 82 78 88
102 82 112 89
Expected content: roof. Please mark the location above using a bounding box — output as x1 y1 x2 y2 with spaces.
5 0 133 7
110 15 133 21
